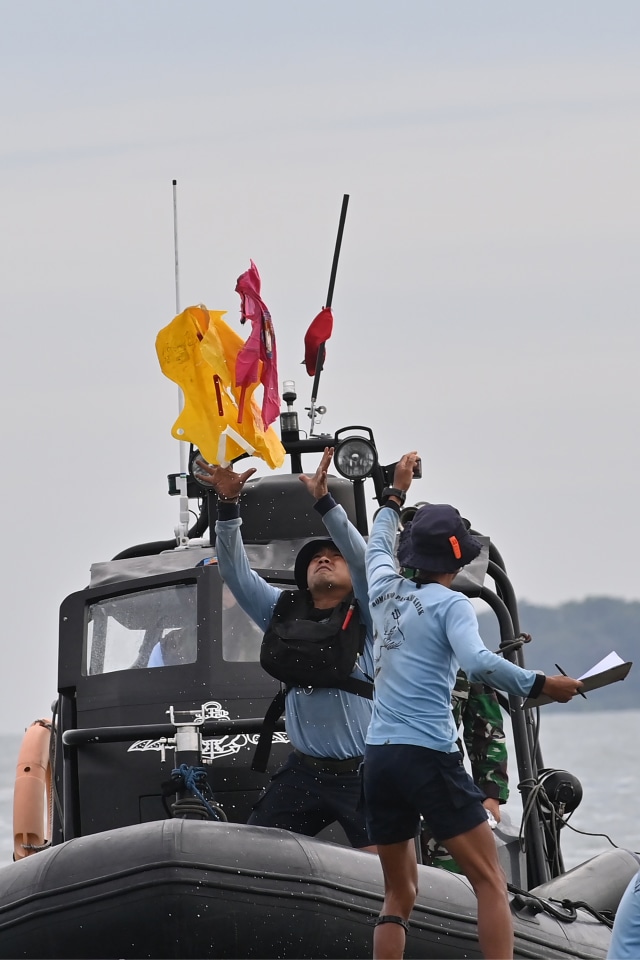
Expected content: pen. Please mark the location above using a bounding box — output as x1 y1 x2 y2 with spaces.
555 663 587 699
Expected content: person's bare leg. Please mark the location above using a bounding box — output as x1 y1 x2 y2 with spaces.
373 839 418 960
445 821 514 960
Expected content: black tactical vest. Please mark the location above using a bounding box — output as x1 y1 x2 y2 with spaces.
252 590 373 772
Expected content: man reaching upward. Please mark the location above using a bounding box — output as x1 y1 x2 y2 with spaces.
197 448 375 850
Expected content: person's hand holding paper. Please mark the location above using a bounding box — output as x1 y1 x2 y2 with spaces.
523 651 632 709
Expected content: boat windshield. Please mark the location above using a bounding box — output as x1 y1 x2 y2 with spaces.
85 583 198 675
85 579 294 673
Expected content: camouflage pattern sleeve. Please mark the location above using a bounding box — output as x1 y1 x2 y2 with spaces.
453 670 509 803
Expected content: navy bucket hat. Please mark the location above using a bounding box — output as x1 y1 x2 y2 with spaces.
294 538 342 590
398 503 482 574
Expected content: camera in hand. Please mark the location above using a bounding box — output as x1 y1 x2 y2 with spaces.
381 456 423 486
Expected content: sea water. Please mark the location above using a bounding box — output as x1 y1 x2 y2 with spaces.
0 709 638 869
501 706 640 868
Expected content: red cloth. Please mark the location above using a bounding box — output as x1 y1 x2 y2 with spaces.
304 307 333 376
234 260 280 429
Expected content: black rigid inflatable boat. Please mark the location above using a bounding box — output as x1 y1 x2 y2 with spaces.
3 406 638 959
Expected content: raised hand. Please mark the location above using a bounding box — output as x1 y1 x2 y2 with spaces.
393 451 420 493
299 447 333 500
195 460 257 501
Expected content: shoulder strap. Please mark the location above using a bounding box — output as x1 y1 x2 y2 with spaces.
251 676 373 773
337 676 374 698
251 688 287 773
271 589 299 618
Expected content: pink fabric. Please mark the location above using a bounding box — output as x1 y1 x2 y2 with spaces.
304 307 334 376
234 260 280 428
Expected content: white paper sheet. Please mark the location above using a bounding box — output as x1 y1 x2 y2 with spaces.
522 653 632 709
578 651 626 680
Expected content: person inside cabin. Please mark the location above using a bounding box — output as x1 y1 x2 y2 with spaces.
147 627 197 667
363 451 583 960
146 565 264 667
146 575 206 668
195 447 376 851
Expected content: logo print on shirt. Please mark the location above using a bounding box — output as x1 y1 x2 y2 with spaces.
382 607 406 649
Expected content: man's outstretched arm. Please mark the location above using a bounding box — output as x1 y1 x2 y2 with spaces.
198 460 281 630
299 448 372 633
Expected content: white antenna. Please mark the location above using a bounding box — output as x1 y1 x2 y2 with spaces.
173 180 181 316
172 179 191 547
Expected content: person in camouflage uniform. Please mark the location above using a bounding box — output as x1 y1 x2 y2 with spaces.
420 669 509 872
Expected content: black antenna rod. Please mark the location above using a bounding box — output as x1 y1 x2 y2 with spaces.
311 194 350 407
325 193 350 309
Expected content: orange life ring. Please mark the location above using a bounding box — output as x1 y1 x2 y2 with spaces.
13 719 53 860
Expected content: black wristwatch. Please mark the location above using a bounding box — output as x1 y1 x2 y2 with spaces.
381 486 406 505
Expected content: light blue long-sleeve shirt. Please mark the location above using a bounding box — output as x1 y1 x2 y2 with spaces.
366 506 539 753
608 872 640 959
215 495 374 759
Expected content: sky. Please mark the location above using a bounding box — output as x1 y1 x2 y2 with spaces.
2 0 640 730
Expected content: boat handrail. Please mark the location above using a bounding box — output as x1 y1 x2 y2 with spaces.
62 717 286 747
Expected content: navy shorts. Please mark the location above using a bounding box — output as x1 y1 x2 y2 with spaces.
248 750 370 848
363 743 487 845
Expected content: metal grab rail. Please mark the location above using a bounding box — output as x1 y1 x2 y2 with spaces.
62 717 286 747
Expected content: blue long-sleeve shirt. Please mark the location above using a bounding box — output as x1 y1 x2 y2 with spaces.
366 506 540 753
215 494 374 759
608 871 640 959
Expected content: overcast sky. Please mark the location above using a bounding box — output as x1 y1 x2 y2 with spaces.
2 1 640 730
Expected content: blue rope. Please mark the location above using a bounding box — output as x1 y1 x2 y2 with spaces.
171 763 224 821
